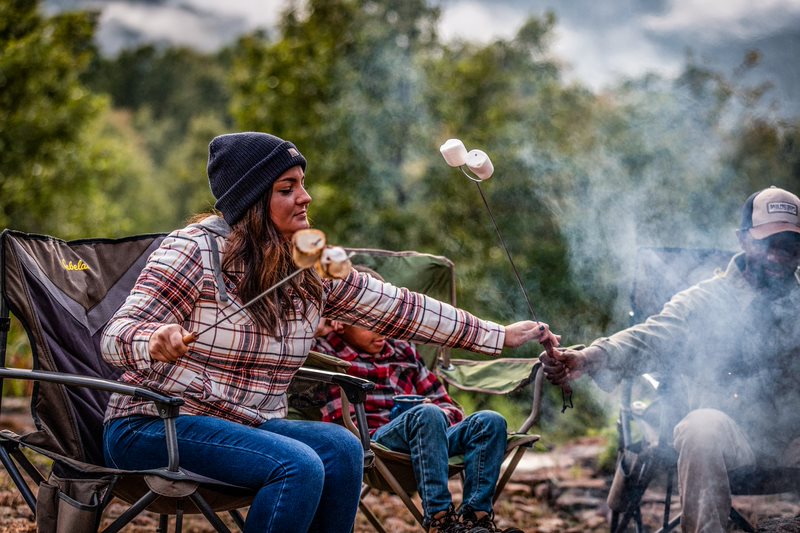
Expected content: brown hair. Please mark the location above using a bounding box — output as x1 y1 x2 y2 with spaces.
220 192 323 334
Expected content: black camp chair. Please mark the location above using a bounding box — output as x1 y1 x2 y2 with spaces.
312 247 546 533
607 246 800 533
0 228 374 532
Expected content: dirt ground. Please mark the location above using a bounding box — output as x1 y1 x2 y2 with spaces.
0 399 797 532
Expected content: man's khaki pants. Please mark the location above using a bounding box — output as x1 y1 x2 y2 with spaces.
673 408 800 533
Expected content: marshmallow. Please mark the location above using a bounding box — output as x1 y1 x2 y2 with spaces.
291 229 326 268
466 149 494 180
315 246 352 279
439 139 468 167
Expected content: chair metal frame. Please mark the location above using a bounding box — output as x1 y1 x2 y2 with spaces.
0 228 375 532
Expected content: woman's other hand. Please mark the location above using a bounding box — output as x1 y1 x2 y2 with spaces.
149 324 191 363
503 320 561 349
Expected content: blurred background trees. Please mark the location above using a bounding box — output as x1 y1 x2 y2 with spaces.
2 0 798 439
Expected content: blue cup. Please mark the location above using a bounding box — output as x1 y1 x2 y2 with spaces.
389 394 427 420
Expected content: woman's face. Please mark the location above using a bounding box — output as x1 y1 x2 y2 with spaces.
270 165 312 238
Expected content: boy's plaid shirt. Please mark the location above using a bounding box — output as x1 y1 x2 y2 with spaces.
313 333 464 433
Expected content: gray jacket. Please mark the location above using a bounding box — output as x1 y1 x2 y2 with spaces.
590 253 800 455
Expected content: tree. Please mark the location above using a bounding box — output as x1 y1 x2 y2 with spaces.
0 1 106 234
0 0 172 238
230 0 442 249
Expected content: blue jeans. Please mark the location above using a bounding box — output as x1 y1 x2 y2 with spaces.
372 404 507 519
104 415 363 533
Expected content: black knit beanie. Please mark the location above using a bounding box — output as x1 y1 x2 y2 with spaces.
207 132 307 225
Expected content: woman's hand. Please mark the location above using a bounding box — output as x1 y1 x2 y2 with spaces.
503 321 561 349
149 324 191 363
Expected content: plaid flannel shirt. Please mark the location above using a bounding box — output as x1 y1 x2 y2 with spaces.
313 333 464 433
102 217 505 426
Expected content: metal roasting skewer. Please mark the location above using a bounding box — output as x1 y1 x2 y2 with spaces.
182 243 354 345
457 166 573 412
182 268 306 345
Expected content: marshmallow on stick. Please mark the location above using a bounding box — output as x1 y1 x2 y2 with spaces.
292 229 326 268
183 228 326 346
439 139 469 167
466 149 494 180
315 246 353 279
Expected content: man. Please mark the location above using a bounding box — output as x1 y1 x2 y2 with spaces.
313 268 532 533
543 186 800 533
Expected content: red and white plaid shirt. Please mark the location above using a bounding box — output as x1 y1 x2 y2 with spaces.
102 218 505 426
313 333 464 434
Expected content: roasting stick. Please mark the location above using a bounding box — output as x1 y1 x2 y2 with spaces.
439 139 573 412
182 229 353 345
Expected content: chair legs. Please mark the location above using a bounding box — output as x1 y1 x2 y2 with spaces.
359 499 388 533
188 491 233 533
229 509 246 529
103 490 160 533
373 458 426 527
0 441 38 513
729 507 755 533
158 515 169 533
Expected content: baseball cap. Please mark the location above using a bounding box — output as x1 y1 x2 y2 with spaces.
740 186 800 240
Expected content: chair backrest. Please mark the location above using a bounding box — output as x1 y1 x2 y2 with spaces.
629 246 735 325
345 247 456 368
0 229 167 464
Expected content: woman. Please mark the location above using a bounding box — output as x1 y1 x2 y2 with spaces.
101 131 559 533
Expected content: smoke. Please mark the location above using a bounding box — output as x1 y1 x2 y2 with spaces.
522 80 754 332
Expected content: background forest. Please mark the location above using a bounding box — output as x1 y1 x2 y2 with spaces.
1 0 799 440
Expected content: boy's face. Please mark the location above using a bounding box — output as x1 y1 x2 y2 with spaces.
340 324 386 354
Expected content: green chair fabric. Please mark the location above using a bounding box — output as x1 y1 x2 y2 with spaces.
333 247 547 533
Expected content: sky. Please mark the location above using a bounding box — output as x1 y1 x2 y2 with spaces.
43 0 800 116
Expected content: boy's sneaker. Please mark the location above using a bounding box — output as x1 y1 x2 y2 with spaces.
460 509 525 533
425 505 469 533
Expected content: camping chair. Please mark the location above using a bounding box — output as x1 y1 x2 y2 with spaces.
328 247 546 533
0 228 374 532
607 246 800 533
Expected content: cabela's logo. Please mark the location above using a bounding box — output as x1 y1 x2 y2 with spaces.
61 259 91 271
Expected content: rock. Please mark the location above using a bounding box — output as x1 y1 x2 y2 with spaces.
756 516 800 532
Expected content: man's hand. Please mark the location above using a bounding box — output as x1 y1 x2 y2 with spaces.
149 324 191 363
503 321 561 349
540 346 594 386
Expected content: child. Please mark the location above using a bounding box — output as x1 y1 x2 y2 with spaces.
313 266 524 533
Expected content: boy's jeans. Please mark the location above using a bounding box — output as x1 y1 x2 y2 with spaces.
372 404 507 519
104 414 363 533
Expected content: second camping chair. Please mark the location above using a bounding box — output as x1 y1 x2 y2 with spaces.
608 246 800 533
331 247 546 533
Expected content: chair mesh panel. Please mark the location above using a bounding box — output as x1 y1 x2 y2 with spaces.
345 248 455 368
1 230 166 465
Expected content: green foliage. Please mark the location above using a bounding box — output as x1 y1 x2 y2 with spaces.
230 0 443 252
85 45 233 166
1 316 33 397
3 0 799 443
0 1 104 234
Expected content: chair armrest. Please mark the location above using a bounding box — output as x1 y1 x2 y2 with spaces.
0 366 184 470
0 368 183 407
517 360 544 434
294 367 374 403
294 367 376 467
